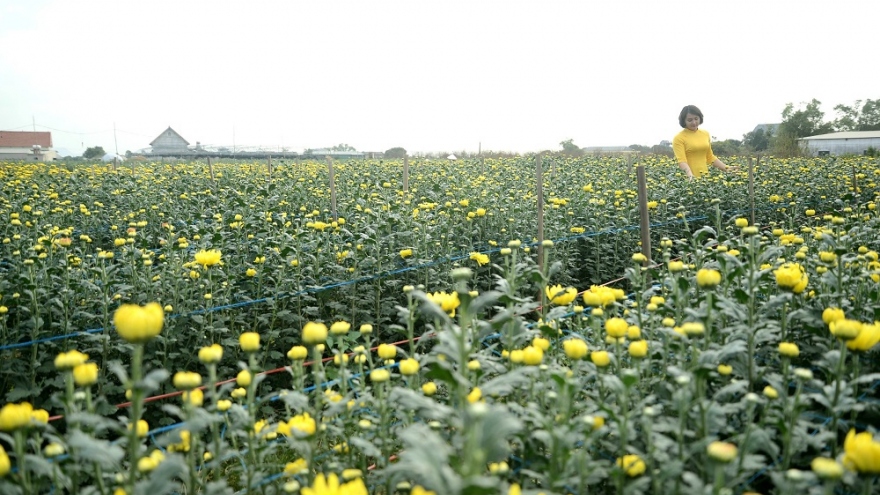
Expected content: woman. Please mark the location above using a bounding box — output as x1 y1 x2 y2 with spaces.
673 105 736 179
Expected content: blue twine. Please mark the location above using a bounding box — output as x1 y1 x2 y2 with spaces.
0 213 701 353
0 201 813 353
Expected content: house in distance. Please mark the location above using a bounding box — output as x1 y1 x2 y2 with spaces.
798 130 880 156
149 127 190 155
0 131 57 161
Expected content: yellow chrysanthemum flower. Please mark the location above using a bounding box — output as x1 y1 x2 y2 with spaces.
55 350 89 370
842 429 880 474
616 454 646 477
774 263 808 294
194 249 222 267
545 285 577 305
302 473 368 495
0 402 34 431
113 302 164 343
847 322 880 352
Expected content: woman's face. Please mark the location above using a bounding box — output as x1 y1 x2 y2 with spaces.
685 113 701 131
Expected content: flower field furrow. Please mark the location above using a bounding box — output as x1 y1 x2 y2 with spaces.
0 155 878 494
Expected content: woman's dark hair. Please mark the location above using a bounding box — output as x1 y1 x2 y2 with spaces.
679 105 703 128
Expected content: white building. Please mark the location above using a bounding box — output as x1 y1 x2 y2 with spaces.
149 127 190 154
0 131 57 161
798 131 880 156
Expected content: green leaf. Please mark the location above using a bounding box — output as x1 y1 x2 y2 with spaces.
349 436 382 458
385 423 461 495
389 387 454 422
5 385 41 403
621 369 639 388
66 429 124 469
460 476 500 495
479 367 533 398
141 453 188 495
472 405 522 462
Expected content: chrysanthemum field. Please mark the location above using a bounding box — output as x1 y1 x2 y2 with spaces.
0 155 878 495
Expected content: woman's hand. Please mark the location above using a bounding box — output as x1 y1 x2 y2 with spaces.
679 162 694 180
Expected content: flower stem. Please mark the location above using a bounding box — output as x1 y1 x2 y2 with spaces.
712 463 724 495
829 340 848 457
207 363 222 483
14 429 32 494
126 343 144 494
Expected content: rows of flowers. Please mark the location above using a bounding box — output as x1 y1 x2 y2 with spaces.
0 155 878 494
0 156 874 411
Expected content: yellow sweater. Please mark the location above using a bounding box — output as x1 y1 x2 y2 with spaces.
673 129 717 178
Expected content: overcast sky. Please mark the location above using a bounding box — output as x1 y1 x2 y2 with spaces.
1 0 877 156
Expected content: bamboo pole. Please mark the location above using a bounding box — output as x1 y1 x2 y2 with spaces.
852 160 858 197
327 156 338 221
748 157 756 226
403 155 409 192
636 165 652 265
536 154 544 272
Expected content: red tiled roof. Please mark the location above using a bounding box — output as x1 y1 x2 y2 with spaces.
0 131 53 148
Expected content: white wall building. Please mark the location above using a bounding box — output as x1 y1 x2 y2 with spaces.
0 131 57 161
798 131 880 156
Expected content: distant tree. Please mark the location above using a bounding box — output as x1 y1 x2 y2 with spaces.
125 150 132 158
772 99 833 156
862 100 880 130
833 99 880 131
742 128 772 152
778 99 834 138
384 147 407 159
83 146 106 159
711 139 743 156
559 139 584 156
330 143 357 152
628 144 652 153
833 102 860 131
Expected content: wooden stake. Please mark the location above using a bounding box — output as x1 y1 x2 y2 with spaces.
208 157 215 181
403 154 409 192
268 155 273 181
748 157 756 226
327 156 338 221
852 160 858 197
536 154 545 272
636 165 652 266
626 154 634 175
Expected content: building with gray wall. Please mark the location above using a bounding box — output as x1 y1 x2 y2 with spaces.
149 127 190 154
798 131 880 156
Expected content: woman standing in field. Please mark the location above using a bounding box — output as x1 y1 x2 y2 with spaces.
673 105 736 179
